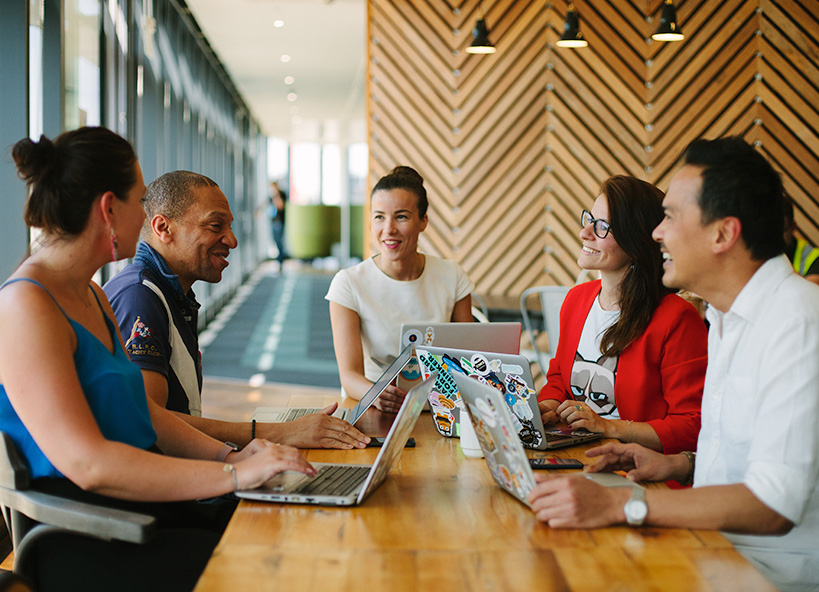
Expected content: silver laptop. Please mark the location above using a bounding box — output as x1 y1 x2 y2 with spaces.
251 343 414 425
453 373 641 507
400 322 521 354
236 374 435 506
416 344 602 450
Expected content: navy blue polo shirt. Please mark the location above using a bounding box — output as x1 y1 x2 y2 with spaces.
103 242 203 415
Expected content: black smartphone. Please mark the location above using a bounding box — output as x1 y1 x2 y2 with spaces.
528 457 584 470
367 437 416 448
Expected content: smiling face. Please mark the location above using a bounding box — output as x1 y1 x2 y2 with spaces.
170 185 237 292
370 188 428 262
652 165 714 293
577 194 631 275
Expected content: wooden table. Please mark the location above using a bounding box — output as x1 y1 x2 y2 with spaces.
195 394 774 592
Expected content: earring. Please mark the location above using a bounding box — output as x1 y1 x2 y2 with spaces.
110 226 119 262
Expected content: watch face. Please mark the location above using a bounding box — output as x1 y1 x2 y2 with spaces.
625 498 648 525
625 488 647 525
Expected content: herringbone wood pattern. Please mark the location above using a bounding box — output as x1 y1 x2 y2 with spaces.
368 0 819 295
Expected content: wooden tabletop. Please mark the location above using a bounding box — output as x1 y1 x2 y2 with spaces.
194 392 774 592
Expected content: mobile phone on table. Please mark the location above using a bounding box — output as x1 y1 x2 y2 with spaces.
528 457 584 470
367 437 416 448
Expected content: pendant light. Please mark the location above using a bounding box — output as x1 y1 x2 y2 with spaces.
466 2 496 54
556 4 588 48
652 0 684 42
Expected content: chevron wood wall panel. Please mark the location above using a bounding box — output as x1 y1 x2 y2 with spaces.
367 0 819 298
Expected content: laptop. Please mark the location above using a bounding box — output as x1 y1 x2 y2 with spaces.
236 374 436 506
250 343 414 425
416 344 602 450
452 372 642 507
399 322 522 354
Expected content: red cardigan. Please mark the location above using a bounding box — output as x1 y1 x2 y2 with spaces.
538 280 707 454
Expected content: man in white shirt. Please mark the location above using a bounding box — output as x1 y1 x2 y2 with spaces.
527 137 819 591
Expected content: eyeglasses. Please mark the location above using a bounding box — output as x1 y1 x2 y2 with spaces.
580 209 612 239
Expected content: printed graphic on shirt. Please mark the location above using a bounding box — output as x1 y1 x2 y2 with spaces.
570 351 618 416
124 316 162 358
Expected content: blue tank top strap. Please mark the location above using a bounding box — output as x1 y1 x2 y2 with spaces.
87 283 107 316
0 278 71 320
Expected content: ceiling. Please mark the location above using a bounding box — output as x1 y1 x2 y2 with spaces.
185 0 367 144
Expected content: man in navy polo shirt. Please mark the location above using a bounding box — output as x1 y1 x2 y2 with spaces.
104 170 369 450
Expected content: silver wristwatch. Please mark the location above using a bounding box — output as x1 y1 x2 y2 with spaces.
624 487 648 526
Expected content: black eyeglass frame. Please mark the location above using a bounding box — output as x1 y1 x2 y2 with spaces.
580 209 612 239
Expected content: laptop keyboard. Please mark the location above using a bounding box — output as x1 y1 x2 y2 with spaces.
284 407 316 421
295 465 370 496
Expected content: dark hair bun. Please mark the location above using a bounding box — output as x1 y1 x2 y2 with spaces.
390 166 424 186
14 127 137 236
12 135 57 183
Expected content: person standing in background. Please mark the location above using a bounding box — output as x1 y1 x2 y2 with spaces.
269 181 288 268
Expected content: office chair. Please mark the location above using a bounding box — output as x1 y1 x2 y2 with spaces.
0 433 155 590
471 293 490 323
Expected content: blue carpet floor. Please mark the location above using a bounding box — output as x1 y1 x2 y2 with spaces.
200 268 341 388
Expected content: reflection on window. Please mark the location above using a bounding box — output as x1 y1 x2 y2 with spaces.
65 0 101 129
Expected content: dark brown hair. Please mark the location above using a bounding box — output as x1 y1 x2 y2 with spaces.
13 126 137 236
598 175 672 357
371 166 428 218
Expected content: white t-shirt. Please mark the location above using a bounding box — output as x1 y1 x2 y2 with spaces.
326 254 474 382
573 296 621 419
698 255 819 591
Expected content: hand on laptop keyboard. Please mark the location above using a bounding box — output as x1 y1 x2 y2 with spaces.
234 441 316 491
273 403 371 449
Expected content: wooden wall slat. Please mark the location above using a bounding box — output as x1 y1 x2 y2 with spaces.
368 0 819 298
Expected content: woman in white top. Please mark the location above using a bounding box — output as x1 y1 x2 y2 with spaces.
327 166 474 411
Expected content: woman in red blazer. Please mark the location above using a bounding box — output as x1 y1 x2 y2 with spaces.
538 176 707 454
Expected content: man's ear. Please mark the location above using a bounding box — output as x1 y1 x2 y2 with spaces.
150 214 174 244
712 216 743 254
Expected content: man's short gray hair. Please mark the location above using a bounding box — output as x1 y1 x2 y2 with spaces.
142 171 219 239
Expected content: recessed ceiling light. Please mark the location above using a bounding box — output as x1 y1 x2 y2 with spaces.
284 76 295 85
273 19 284 28
287 92 297 102
280 54 291 63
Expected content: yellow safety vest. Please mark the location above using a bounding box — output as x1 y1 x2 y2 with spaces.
793 237 819 277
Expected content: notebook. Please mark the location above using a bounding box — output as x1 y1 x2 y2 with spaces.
453 372 642 507
236 374 435 506
399 322 522 354
416 345 602 450
250 343 414 425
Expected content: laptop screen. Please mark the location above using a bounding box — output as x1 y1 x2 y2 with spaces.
347 342 413 425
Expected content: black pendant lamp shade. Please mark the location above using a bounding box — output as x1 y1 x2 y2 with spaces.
556 4 588 48
652 0 684 42
466 18 496 54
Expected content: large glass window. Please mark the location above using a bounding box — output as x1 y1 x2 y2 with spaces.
321 144 341 205
290 142 321 204
29 0 43 139
64 0 101 129
348 142 368 205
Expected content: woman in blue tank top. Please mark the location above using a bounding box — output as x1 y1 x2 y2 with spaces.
0 127 316 591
